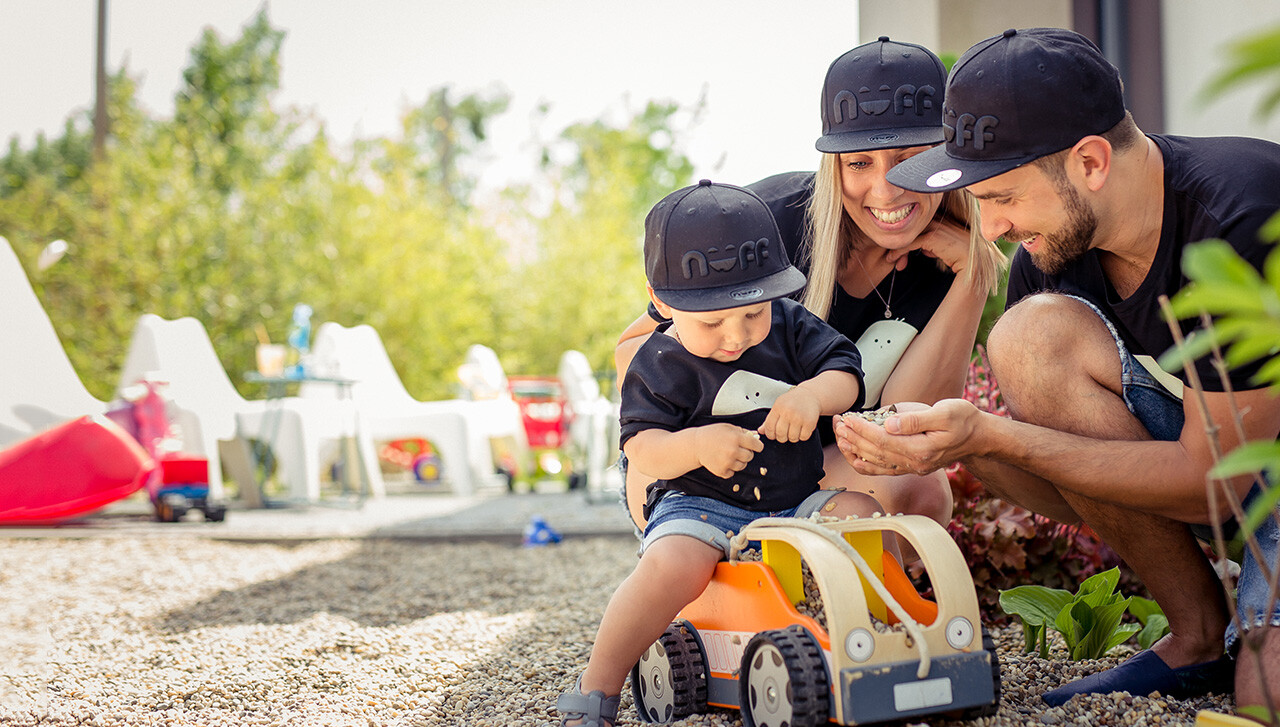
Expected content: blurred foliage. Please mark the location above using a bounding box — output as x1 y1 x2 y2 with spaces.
0 8 691 402
1200 24 1280 121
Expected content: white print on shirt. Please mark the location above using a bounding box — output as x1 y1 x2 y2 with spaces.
856 318 918 407
711 370 796 416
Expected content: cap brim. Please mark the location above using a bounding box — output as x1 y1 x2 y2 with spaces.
885 144 1033 193
653 266 807 313
816 125 945 154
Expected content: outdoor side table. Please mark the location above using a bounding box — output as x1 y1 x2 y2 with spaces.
242 372 370 505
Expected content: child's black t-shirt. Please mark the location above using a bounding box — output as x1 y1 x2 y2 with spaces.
620 298 863 514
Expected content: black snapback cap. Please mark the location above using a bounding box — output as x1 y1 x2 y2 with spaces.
644 180 805 312
816 36 947 154
887 27 1126 192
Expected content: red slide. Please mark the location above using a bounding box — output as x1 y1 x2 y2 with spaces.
0 416 156 523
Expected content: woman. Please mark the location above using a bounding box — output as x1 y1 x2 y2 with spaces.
616 37 1006 537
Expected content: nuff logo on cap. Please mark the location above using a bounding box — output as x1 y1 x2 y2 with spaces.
681 239 772 280
943 109 999 150
831 83 937 124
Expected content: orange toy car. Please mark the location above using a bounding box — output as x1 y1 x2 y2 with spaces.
630 515 1000 725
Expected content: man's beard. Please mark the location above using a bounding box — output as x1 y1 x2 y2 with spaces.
1017 182 1098 275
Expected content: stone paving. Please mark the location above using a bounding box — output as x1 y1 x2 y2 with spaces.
0 471 636 542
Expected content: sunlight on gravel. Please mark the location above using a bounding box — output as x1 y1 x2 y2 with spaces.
0 536 1236 726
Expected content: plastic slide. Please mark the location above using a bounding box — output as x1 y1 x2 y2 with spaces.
0 416 156 522
882 550 940 626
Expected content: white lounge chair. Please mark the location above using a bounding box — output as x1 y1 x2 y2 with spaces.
302 323 523 495
117 314 385 504
0 236 107 447
557 350 619 497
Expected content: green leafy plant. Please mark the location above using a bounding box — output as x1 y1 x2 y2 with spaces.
1128 595 1171 651
1000 567 1143 660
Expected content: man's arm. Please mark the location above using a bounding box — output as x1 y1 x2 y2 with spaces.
836 386 1280 523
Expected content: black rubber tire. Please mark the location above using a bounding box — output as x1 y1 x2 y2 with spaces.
739 625 830 727
203 504 228 522
630 619 708 723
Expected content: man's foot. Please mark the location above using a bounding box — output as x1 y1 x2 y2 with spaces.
1042 649 1235 706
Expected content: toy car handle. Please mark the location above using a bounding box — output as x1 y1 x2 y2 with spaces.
730 517 932 679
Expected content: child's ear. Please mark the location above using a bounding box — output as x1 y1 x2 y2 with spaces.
647 286 675 319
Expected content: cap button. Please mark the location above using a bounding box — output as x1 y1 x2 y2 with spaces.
698 179 712 186
1003 28 1017 38
878 35 889 42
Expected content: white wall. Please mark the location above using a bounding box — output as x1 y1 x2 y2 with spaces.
858 0 1071 60
1161 1 1280 141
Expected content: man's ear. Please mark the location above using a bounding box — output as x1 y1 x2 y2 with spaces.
1070 136 1112 192
647 286 675 319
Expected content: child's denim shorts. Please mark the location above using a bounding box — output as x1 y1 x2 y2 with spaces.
641 489 841 558
1071 294 1280 652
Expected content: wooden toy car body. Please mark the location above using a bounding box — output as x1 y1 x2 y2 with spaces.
631 514 1000 726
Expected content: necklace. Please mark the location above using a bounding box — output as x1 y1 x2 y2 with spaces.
853 253 896 319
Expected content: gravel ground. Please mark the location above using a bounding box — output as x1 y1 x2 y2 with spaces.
0 536 1235 726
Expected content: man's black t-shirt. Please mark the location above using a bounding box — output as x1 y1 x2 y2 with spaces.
620 298 863 513
1007 135 1280 394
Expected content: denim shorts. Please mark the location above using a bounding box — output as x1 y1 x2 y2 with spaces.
1074 294 1280 651
640 489 841 558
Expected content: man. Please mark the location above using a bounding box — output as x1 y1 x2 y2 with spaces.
836 27 1280 711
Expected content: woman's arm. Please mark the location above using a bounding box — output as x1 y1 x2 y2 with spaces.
614 312 660 389
881 218 989 406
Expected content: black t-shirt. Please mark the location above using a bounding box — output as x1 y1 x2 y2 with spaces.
1007 135 1280 394
621 298 863 513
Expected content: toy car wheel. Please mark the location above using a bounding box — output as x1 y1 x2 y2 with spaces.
203 503 228 522
957 628 1001 719
412 455 440 483
630 619 708 723
154 501 177 523
739 626 830 727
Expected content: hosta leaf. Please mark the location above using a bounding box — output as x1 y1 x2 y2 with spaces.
1128 596 1164 626
1000 585 1073 626
1137 614 1170 650
1078 567 1120 602
1076 598 1132 660
1107 623 1143 653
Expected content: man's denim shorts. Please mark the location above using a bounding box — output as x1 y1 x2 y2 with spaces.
641 489 841 558
1074 294 1280 652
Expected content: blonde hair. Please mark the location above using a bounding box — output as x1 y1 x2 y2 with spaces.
799 153 1007 320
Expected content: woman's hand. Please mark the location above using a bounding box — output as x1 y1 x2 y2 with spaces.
885 215 970 275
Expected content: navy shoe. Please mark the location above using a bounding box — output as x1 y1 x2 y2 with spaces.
1042 649 1235 706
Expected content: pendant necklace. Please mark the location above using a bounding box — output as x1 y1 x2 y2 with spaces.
853 253 896 319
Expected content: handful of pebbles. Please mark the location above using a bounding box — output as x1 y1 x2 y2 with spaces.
844 404 897 426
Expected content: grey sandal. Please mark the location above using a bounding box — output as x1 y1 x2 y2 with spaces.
555 674 620 727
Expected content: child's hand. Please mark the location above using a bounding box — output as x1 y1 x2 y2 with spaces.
759 385 821 443
695 423 765 479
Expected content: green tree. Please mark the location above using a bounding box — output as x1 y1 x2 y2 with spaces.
503 101 696 376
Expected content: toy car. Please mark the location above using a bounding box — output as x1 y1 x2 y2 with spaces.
630 514 1000 725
